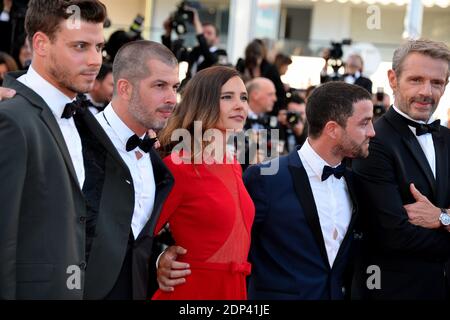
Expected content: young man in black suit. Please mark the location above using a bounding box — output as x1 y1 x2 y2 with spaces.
86 40 180 300
0 0 120 300
352 39 450 299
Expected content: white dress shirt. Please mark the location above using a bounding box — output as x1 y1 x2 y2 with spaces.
344 71 361 85
96 103 156 238
393 106 436 178
18 65 85 188
0 11 9 22
298 139 353 267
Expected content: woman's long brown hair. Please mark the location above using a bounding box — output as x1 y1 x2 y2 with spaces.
159 66 242 160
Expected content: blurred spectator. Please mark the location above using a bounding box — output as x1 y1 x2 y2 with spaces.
342 54 372 93
0 51 18 85
0 0 13 53
236 39 286 115
11 33 32 70
162 6 227 84
85 63 113 114
278 94 308 154
274 53 292 77
104 30 135 64
242 77 279 168
321 53 372 94
0 0 28 55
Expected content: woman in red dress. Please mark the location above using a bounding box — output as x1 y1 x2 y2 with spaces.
152 66 255 300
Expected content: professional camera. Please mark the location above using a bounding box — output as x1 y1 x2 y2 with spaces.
171 1 200 35
373 87 387 119
325 39 352 81
286 111 301 127
329 39 352 60
127 14 145 39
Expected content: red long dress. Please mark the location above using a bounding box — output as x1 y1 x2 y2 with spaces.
152 152 255 300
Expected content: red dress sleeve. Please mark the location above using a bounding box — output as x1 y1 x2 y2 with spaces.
153 154 185 235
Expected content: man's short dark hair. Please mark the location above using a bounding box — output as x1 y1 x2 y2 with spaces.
112 40 178 96
306 82 371 138
288 93 305 105
202 22 219 35
96 63 112 81
25 0 107 42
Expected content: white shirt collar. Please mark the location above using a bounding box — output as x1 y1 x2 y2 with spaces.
248 108 261 119
392 105 435 125
18 65 74 118
299 138 341 180
102 103 145 151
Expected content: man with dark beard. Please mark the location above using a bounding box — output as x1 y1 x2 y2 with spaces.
89 40 180 300
351 39 450 300
156 81 375 300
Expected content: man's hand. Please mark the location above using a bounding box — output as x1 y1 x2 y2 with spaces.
404 183 441 229
163 16 172 36
0 87 16 101
157 245 191 292
186 6 202 35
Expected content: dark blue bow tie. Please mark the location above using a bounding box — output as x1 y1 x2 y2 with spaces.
61 94 90 119
126 134 156 153
321 163 346 181
402 117 441 136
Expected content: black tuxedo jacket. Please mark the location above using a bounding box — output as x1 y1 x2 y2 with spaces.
351 107 450 299
0 72 172 300
0 72 100 299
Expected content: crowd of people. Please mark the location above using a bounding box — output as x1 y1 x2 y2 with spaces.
0 0 449 301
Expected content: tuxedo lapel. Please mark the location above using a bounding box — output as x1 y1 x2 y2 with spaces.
79 110 130 173
433 131 448 207
385 108 436 198
287 152 329 268
333 168 358 266
3 72 82 194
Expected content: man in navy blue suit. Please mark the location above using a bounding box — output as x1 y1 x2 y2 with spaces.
155 81 375 300
243 82 375 299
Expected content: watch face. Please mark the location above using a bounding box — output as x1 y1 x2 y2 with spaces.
440 213 450 226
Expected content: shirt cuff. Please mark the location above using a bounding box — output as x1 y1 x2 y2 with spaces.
0 11 10 22
155 246 168 269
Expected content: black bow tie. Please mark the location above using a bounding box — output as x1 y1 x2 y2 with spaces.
126 134 157 153
61 94 90 119
87 100 106 113
402 117 441 136
321 163 346 181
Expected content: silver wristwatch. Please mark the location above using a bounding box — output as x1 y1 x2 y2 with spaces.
439 208 450 227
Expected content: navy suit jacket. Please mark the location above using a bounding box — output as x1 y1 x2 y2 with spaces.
243 149 358 300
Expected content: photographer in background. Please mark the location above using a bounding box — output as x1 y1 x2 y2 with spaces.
278 93 307 153
372 87 390 122
162 3 227 83
342 54 372 94
320 41 373 94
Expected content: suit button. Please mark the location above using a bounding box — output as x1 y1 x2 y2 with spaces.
79 216 86 223
79 261 87 270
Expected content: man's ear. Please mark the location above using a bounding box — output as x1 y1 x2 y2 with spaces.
323 121 341 140
32 32 50 57
116 79 133 101
387 69 398 94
